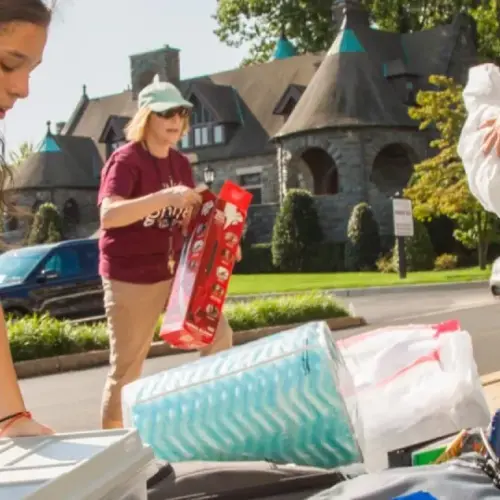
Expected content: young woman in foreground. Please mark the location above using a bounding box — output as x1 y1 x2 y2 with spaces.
0 0 54 437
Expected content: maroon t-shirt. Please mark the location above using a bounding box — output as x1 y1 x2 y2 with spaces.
98 142 195 284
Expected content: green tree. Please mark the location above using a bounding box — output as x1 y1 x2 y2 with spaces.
344 202 381 271
392 219 435 271
404 74 499 269
272 189 323 271
27 202 63 245
9 141 35 169
214 0 499 64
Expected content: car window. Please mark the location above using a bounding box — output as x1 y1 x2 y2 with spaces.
42 248 82 279
78 245 99 274
0 248 47 284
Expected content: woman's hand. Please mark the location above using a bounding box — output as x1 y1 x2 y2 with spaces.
236 245 242 262
480 118 500 156
162 186 202 211
0 415 53 438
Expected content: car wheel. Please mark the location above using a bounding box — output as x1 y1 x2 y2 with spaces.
492 286 500 296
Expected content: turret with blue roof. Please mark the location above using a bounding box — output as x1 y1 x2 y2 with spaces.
275 0 477 139
7 121 102 191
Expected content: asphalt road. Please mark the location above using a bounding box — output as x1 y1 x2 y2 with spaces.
19 286 500 433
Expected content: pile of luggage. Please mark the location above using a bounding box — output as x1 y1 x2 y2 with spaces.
1 319 498 499
134 318 497 499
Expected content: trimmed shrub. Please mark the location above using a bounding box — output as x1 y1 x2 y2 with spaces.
7 293 347 362
234 243 276 274
393 218 435 272
434 253 459 271
304 242 345 272
272 189 323 272
234 242 345 274
27 202 63 245
376 253 395 273
344 203 381 271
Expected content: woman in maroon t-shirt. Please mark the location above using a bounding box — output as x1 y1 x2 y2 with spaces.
98 75 236 429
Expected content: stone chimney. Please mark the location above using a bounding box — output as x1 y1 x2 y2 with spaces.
130 45 181 100
55 122 66 135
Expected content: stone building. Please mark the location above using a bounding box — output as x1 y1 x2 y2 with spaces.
9 0 478 243
4 125 102 239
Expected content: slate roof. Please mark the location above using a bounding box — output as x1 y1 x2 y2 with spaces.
275 12 477 139
7 134 102 190
63 54 323 163
61 6 476 162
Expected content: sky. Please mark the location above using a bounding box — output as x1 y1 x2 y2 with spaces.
3 0 250 156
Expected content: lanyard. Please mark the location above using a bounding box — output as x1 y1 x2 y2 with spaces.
142 141 178 274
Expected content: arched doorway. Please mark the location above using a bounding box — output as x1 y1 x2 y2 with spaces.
63 198 80 227
32 199 42 213
299 147 339 195
371 143 417 197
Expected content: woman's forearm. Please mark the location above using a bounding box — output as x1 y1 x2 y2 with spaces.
100 191 171 229
0 306 25 418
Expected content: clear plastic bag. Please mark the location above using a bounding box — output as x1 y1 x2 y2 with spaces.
337 321 490 471
458 63 500 215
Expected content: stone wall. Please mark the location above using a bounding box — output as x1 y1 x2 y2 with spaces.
246 193 360 244
248 127 430 243
192 153 279 204
5 188 99 238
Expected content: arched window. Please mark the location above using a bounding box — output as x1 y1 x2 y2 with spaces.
63 198 80 226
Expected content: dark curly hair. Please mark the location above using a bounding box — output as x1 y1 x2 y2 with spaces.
0 0 53 28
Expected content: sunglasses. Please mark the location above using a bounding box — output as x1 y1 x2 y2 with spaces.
154 107 191 119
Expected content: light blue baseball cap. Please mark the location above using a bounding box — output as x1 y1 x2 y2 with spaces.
138 75 193 113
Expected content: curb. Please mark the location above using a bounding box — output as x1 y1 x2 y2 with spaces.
14 316 366 380
481 371 500 387
228 280 489 301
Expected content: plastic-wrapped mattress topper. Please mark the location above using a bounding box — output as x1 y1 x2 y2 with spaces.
122 321 364 468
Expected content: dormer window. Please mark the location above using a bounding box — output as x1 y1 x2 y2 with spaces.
98 115 129 159
383 60 419 107
273 84 305 119
214 125 225 144
179 95 228 150
178 82 241 150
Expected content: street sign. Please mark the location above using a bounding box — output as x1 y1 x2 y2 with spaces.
392 198 414 237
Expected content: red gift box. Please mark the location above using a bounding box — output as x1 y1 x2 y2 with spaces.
160 180 253 350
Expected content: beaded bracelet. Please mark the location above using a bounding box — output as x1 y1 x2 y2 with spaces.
0 411 32 436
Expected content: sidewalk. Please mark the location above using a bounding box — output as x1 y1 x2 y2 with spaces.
482 372 500 414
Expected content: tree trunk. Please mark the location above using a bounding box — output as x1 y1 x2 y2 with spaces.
477 211 488 270
478 240 487 270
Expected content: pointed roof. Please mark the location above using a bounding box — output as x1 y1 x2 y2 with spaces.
274 51 415 138
273 33 297 60
328 27 365 53
38 135 61 153
273 2 416 139
7 133 103 190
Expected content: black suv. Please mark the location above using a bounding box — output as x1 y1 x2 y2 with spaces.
0 238 103 318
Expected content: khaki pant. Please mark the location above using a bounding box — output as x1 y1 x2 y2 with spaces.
100 278 233 429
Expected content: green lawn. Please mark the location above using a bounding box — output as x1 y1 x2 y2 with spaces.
227 267 491 296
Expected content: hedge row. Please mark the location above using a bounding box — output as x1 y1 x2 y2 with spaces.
8 293 348 362
234 243 346 274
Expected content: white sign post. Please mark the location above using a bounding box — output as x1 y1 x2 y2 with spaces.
392 196 413 279
392 198 414 237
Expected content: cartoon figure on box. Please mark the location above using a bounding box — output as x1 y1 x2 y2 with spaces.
216 266 230 282
212 283 224 299
221 248 233 263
